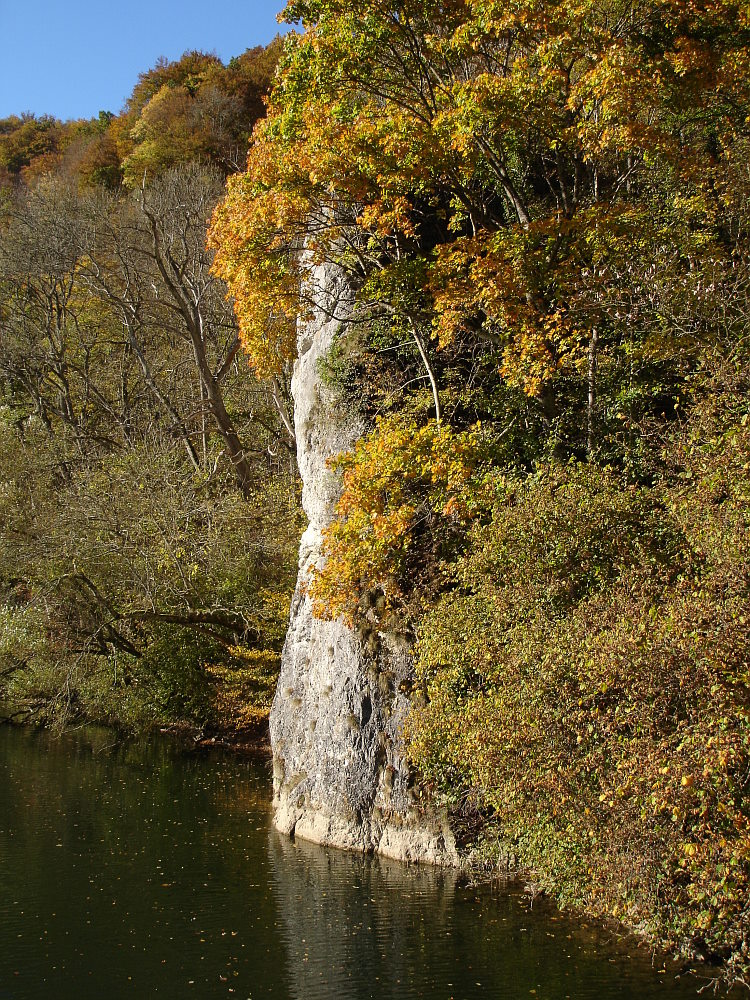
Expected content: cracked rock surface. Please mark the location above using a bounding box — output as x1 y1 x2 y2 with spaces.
269 261 456 864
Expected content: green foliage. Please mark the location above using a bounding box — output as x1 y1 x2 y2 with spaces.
0 40 282 199
3 3 750 987
212 0 750 393
316 331 362 400
116 43 283 186
0 151 300 736
0 409 299 732
205 10 749 978
208 2 750 983
405 372 750 981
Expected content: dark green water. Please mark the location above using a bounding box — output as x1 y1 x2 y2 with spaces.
0 724 708 999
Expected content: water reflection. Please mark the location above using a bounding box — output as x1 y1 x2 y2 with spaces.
0 725 705 1000
267 830 700 1000
269 831 457 999
0 725 290 999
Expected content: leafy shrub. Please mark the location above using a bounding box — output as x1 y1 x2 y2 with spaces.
405 406 750 982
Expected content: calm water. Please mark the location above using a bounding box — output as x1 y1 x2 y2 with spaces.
0 724 708 1000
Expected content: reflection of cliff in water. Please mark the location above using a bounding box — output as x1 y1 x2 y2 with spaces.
267 829 700 1000
268 830 458 1000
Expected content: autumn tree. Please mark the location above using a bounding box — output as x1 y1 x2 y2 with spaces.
0 114 62 179
209 0 750 595
114 42 284 185
0 38 283 199
211 0 749 434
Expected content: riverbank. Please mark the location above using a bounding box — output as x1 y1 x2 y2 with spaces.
156 718 273 757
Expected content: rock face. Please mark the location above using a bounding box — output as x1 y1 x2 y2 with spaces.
269 261 456 865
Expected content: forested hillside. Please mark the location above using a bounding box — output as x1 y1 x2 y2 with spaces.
0 38 301 736
208 0 750 987
2 0 749 987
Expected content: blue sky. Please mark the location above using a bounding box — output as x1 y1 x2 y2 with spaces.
0 0 293 121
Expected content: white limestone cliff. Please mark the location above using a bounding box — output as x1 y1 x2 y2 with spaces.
268 261 456 864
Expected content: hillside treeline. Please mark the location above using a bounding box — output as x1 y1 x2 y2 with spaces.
0 41 282 196
209 0 750 987
0 39 301 736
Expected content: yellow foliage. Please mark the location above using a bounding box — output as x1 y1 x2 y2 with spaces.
310 415 486 622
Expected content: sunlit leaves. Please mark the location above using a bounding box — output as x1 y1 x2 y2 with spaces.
309 415 487 622
210 0 750 398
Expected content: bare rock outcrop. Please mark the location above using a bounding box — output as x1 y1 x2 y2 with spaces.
269 262 456 864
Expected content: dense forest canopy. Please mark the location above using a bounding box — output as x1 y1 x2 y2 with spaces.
209 0 750 988
0 39 283 197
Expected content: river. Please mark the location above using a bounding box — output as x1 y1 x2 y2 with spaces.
0 724 710 999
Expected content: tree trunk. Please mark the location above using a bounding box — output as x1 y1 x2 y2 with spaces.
587 327 599 458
